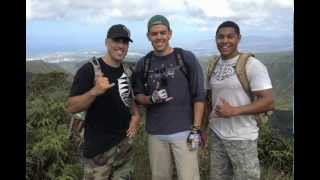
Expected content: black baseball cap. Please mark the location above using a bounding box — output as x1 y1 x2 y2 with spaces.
107 24 133 42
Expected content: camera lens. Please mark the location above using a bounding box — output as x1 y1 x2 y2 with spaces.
161 77 167 86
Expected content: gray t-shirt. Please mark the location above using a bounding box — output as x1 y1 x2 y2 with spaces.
134 48 205 135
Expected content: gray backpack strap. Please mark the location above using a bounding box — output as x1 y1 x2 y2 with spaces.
69 57 102 146
122 63 133 78
89 56 103 79
174 47 189 82
143 51 153 93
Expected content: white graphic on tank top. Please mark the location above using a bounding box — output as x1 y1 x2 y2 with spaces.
117 73 132 107
213 62 236 81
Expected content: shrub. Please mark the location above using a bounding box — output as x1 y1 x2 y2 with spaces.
26 72 82 180
258 123 293 174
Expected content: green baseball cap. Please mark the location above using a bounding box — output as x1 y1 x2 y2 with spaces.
147 15 170 31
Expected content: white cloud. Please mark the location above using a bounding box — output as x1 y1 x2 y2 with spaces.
191 18 207 25
199 27 210 32
186 0 293 34
27 0 293 53
185 0 235 18
272 0 293 8
27 0 293 27
28 0 187 21
29 0 71 20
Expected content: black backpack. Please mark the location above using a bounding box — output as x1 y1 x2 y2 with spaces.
142 48 190 93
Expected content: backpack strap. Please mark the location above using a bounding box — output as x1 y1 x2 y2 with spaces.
69 57 101 139
235 53 255 101
142 48 191 93
122 63 133 78
174 47 190 82
207 55 220 83
207 53 272 126
235 53 273 126
143 51 153 93
89 56 103 79
206 55 220 114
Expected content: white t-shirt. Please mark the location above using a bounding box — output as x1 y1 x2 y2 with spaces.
208 55 272 140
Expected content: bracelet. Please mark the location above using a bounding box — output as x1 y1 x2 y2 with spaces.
149 96 154 104
191 125 201 131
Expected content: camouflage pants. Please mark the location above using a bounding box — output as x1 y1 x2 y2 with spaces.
83 138 134 180
209 130 260 180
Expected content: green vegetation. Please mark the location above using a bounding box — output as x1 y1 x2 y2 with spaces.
258 123 293 174
26 60 65 74
132 113 293 180
27 51 293 179
27 72 82 180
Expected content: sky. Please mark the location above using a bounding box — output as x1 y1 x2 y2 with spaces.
26 0 293 57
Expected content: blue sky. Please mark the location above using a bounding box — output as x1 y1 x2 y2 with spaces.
26 0 293 57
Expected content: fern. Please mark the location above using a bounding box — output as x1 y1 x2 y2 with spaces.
27 72 82 180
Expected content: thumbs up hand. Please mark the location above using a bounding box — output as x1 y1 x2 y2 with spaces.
215 97 239 118
150 81 173 104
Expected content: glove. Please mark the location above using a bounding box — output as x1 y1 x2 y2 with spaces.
150 89 172 104
187 127 202 151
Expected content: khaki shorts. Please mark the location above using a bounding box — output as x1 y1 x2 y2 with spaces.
148 134 200 180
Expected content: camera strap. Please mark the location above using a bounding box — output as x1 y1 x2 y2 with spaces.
143 48 190 94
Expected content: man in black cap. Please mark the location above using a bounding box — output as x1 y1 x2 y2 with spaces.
66 24 140 180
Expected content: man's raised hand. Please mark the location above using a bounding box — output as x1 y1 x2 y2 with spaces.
92 73 115 96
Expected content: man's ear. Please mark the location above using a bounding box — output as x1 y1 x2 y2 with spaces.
168 30 172 40
105 38 108 46
146 32 151 41
105 38 110 50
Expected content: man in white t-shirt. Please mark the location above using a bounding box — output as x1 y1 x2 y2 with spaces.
206 21 274 180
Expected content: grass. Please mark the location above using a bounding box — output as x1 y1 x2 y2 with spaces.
261 166 293 180
132 111 293 180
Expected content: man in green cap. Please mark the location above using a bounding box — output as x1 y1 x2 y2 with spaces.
133 15 206 180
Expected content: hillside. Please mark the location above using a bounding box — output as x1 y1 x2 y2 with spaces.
57 60 86 75
26 60 66 74
256 51 293 110
26 71 292 179
30 51 293 110
26 60 76 84
56 57 139 75
26 72 78 180
26 72 33 82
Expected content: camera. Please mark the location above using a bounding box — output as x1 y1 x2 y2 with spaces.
155 66 176 87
